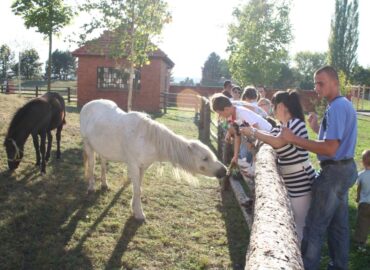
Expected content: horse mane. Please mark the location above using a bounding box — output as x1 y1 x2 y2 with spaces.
5 99 38 140
133 112 203 171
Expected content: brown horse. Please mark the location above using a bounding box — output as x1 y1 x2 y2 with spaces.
4 92 66 173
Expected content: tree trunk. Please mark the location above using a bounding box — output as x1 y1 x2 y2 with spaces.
127 63 134 112
47 31 52 92
245 144 303 269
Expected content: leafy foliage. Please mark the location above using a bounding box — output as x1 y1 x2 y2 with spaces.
179 77 195 86
294 51 328 90
350 65 370 86
201 52 230 86
0 44 15 82
227 0 292 87
49 50 76 80
12 49 42 79
328 0 359 77
81 0 171 111
12 0 74 90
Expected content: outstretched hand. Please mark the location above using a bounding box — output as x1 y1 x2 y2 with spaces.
279 127 295 144
308 112 320 133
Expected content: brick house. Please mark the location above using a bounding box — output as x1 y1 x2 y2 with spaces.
72 31 174 112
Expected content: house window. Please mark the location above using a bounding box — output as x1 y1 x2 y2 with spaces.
97 67 141 90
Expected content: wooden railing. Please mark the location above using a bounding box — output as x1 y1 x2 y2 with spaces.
0 85 77 103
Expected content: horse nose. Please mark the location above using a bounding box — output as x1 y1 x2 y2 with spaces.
216 166 227 178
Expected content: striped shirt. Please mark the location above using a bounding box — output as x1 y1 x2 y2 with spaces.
271 118 316 197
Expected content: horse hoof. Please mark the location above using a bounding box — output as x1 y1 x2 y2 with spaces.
134 214 146 222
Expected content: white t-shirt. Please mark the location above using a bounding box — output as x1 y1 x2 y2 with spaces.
357 169 370 204
234 105 272 131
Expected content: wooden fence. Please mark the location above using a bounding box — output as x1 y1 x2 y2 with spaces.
195 98 303 269
0 85 77 103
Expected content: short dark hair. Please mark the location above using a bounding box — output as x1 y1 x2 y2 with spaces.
242 87 258 100
232 86 242 94
315 66 339 82
271 89 305 122
223 80 232 88
211 93 232 111
362 149 370 167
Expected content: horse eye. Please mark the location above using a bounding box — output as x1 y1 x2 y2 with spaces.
202 156 208 162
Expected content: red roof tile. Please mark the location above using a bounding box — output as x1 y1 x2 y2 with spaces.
72 31 174 68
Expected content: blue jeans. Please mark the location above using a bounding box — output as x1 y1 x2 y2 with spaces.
239 142 253 163
301 160 357 270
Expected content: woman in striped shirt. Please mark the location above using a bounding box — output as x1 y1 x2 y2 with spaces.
240 90 316 242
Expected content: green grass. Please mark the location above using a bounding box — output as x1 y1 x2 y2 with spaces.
0 96 248 269
14 79 77 89
352 97 370 111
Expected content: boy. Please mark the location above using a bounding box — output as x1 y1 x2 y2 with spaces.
354 149 370 252
211 93 272 165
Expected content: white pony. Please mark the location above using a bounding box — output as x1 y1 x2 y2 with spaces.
80 99 227 220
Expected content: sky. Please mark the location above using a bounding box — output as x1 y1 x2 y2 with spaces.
0 0 369 80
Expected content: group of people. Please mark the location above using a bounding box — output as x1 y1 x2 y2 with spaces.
211 66 369 270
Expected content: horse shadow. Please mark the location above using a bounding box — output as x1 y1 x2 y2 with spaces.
0 147 127 269
105 216 144 270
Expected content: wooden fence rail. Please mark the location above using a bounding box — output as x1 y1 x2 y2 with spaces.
0 85 77 103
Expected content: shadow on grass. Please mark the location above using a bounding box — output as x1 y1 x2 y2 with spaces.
66 105 79 114
105 216 144 270
0 147 102 269
217 188 249 270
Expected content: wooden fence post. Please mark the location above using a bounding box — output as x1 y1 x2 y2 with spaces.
198 97 205 142
164 93 167 114
36 86 39 97
67 87 71 103
203 99 211 144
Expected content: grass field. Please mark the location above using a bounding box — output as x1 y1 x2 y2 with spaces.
0 95 248 270
0 94 369 269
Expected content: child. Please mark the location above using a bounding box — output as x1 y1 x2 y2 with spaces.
354 149 370 252
211 93 272 166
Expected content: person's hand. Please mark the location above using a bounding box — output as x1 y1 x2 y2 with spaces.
225 131 233 143
308 112 319 133
231 155 238 166
279 127 295 143
240 126 253 137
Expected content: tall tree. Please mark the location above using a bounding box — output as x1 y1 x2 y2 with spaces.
219 59 231 81
201 52 221 86
50 49 76 80
201 53 231 86
227 0 292 87
350 65 370 86
12 49 42 79
82 0 171 111
294 51 328 89
0 44 14 82
328 0 359 77
12 0 73 91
